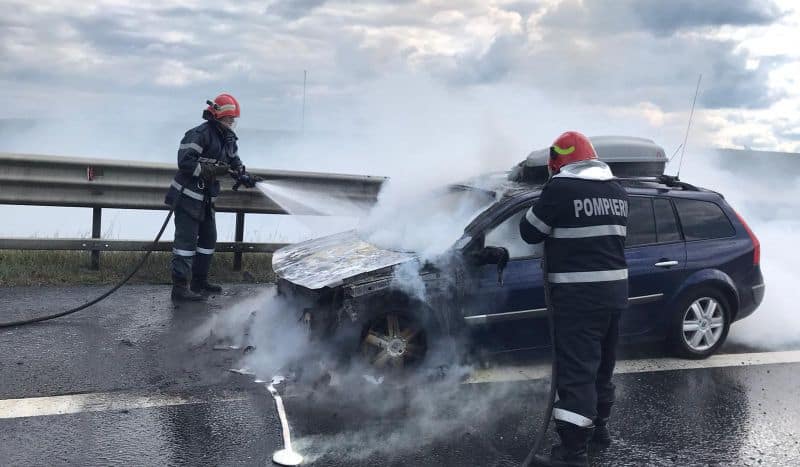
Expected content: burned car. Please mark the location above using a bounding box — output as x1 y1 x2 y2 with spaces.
273 136 765 372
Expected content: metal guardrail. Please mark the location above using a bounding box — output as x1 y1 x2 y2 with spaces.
0 152 384 270
0 238 289 253
0 152 384 213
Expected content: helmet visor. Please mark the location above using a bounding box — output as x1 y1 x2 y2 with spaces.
220 117 238 131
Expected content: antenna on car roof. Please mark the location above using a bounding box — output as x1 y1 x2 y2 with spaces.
675 74 702 180
669 144 683 161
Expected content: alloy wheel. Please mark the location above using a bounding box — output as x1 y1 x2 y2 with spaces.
682 297 725 352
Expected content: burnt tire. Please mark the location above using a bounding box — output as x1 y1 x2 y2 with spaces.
669 287 731 359
359 310 428 374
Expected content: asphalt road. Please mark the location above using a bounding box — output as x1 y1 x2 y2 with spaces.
1 285 799 466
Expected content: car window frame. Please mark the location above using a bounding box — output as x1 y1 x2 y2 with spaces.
672 197 737 243
470 197 543 261
625 195 685 249
625 195 658 249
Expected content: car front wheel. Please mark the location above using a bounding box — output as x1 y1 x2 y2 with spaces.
670 288 730 359
360 311 427 374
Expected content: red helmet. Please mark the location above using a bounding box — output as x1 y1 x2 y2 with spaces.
206 93 240 119
548 131 597 175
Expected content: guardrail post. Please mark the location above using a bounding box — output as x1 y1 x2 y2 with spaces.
90 207 102 270
233 212 245 271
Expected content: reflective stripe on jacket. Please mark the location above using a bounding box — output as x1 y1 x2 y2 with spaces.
164 121 243 220
519 163 629 311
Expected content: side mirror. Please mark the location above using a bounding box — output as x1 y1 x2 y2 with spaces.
473 246 508 266
471 246 509 285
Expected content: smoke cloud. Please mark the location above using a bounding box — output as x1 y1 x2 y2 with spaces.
676 150 800 349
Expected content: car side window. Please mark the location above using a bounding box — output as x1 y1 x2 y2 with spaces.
484 208 543 259
654 198 682 243
674 198 735 241
626 197 657 247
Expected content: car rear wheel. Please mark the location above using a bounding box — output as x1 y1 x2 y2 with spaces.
670 287 730 359
360 311 427 373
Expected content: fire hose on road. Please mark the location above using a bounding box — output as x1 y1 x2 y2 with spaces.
0 167 262 329
521 253 558 467
0 187 185 329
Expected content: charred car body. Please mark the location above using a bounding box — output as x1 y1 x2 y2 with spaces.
273 136 765 371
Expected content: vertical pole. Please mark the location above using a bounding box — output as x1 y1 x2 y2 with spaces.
91 207 102 270
234 212 245 271
301 70 307 136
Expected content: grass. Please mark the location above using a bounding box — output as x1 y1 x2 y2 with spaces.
0 250 276 286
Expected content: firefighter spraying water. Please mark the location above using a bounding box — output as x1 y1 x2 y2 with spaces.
520 131 629 467
165 93 263 302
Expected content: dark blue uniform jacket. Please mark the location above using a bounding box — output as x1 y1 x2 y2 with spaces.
520 162 629 312
164 121 243 221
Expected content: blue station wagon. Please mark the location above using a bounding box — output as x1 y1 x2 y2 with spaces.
273 137 765 371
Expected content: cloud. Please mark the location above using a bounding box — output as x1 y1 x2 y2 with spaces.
541 0 783 36
631 0 783 36
266 0 327 20
0 0 797 151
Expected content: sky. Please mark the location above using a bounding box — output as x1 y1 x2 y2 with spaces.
2 0 800 152
1 0 799 240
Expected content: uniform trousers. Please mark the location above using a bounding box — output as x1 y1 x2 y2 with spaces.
171 204 217 282
552 308 622 426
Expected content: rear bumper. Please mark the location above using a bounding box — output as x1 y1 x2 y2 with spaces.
736 284 766 321
736 283 765 321
733 265 764 322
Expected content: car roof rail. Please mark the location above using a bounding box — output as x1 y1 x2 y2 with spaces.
616 174 700 191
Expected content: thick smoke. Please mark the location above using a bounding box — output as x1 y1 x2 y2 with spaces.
197 286 525 462
359 181 496 259
190 288 313 377
675 149 800 349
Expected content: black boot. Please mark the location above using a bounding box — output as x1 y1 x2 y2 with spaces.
532 421 592 467
190 277 223 295
591 403 612 448
172 278 206 302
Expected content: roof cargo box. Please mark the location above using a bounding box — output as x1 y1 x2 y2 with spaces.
510 136 668 183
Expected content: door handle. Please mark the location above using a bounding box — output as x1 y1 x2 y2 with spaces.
654 260 679 268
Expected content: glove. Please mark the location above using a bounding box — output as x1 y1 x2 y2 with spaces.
231 165 263 190
200 162 230 180
240 173 257 188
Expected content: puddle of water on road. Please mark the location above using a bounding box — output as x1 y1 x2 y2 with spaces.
258 375 304 466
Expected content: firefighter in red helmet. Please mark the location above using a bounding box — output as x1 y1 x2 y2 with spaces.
164 93 260 301
521 131 629 466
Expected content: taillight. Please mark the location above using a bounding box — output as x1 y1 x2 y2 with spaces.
734 211 760 266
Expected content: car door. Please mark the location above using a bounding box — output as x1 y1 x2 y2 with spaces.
463 205 550 351
623 196 688 336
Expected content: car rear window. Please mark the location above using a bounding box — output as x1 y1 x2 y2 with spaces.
626 197 656 247
674 198 735 241
654 198 682 243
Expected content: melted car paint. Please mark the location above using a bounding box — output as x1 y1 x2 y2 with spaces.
272 230 416 290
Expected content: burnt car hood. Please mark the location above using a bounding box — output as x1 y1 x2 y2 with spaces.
272 230 417 290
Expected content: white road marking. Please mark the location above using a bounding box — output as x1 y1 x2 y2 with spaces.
0 390 247 420
464 350 800 384
3 351 799 420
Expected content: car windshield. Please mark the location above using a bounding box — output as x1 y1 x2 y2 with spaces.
357 186 496 257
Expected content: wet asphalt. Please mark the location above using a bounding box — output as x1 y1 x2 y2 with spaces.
1 285 798 466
